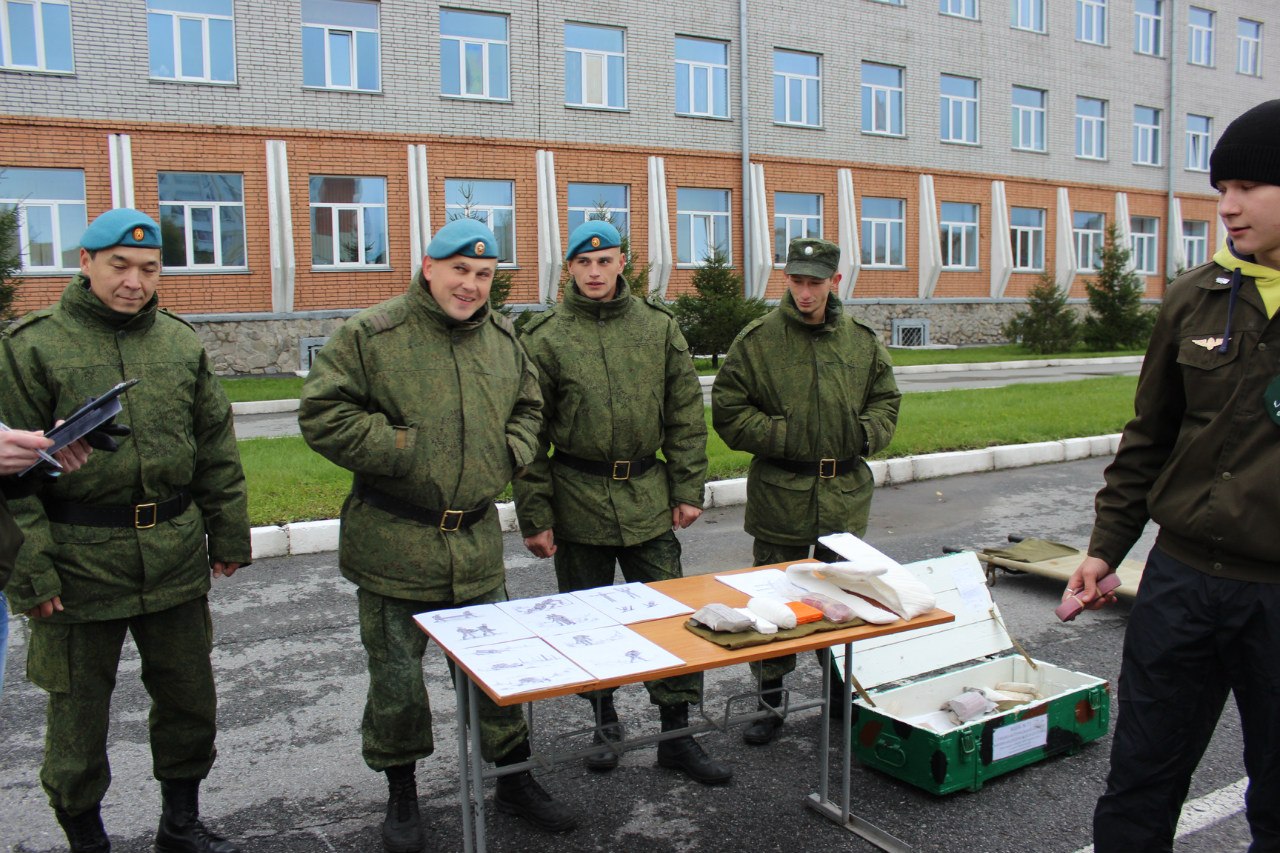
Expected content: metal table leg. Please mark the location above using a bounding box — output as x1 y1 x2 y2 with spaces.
467 678 488 853
455 669 475 853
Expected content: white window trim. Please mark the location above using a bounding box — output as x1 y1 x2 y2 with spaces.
1012 88 1045 151
1012 0 1046 33
941 76 980 145
150 4 235 83
1134 108 1162 166
442 16 508 100
160 201 246 270
1010 209 1045 272
676 40 729 119
940 0 978 20
3 198 79 271
773 200 822 266
1077 0 1107 45
1074 216 1105 273
567 192 629 233
445 181 517 267
774 51 821 127
1183 221 1208 267
862 66 904 136
862 204 906 268
1188 9 1214 67
1134 2 1164 56
305 18 379 91
566 25 626 110
310 179 389 269
1186 116 1211 172
1076 100 1107 160
1129 219 1159 276
940 205 979 270
0 0 72 73
677 193 732 266
1238 20 1262 76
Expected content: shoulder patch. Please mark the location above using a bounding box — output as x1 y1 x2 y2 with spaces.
517 306 556 336
644 294 675 317
734 312 771 343
358 299 408 336
2 308 54 338
848 314 879 336
158 307 196 330
489 309 518 339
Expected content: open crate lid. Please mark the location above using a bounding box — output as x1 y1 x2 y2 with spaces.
834 551 1015 691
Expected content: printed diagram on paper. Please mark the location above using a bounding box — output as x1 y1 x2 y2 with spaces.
714 568 808 601
450 637 593 698
572 582 693 624
546 626 686 681
413 603 533 648
496 593 618 636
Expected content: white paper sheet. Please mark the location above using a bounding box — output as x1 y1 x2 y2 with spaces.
572 582 693 624
546 626 686 681
496 593 619 636
818 532 903 572
714 568 809 601
414 603 535 649
451 637 593 698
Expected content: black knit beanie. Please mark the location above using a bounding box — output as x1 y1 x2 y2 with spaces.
1209 99 1280 188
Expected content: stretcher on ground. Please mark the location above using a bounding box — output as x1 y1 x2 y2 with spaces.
971 535 1144 600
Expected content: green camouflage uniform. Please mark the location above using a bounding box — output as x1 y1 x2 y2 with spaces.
0 276 250 814
1 487 20 589
513 279 707 706
712 290 900 679
298 270 542 767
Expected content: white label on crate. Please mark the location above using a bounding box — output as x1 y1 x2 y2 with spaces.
956 580 990 617
991 714 1048 761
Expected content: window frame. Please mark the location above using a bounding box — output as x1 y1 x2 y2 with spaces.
773 49 821 128
147 0 236 83
1237 19 1262 76
566 182 630 235
1076 0 1107 45
860 197 906 269
939 202 980 270
1012 85 1046 152
773 192 823 266
940 74 980 145
1073 211 1106 273
0 167 86 272
1012 0 1046 33
861 62 904 136
674 36 729 119
302 0 381 92
309 175 390 269
1010 206 1046 272
564 22 626 110
0 0 73 73
158 171 247 270
1075 96 1107 160
444 179 517 266
1134 0 1164 57
1182 220 1208 268
1185 114 1212 172
1188 6 1214 67
440 8 509 100
940 0 978 20
675 188 732 267
1133 105 1163 167
1129 216 1159 276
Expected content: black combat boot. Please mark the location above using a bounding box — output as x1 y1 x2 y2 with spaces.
381 764 424 853
583 694 624 772
493 740 578 833
742 678 786 745
55 805 110 852
154 779 239 853
656 703 733 785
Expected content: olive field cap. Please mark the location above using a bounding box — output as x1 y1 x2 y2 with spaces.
80 208 162 251
784 237 840 279
565 220 621 260
426 219 501 260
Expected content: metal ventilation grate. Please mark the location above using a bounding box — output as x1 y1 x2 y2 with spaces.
892 319 929 348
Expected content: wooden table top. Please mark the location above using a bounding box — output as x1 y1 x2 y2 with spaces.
437 563 954 707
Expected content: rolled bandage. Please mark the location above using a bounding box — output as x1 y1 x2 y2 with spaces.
748 597 797 630
733 607 778 635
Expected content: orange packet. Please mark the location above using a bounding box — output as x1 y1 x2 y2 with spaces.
785 601 823 625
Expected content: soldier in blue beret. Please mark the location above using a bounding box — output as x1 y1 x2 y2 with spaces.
513 219 730 784
1 206 251 852
301 219 574 850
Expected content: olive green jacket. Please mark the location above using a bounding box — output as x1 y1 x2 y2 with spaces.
513 279 707 546
1 488 21 591
298 272 543 603
0 277 251 621
712 292 901 546
1089 261 1280 583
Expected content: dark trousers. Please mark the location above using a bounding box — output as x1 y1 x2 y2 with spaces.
26 597 217 815
553 531 701 706
1094 547 1280 852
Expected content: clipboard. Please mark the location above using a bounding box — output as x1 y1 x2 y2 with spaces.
19 379 140 477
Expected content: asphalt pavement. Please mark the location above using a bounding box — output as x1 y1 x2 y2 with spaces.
0 456 1252 853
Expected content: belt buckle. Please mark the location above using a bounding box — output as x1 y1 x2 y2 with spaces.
612 460 632 480
440 509 464 532
818 458 838 479
134 502 158 529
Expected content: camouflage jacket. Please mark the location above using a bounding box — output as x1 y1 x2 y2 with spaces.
0 277 251 621
513 278 707 546
711 292 901 546
298 271 542 603
1 488 21 591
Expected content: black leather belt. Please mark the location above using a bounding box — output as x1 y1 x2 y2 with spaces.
554 451 658 481
763 457 860 479
353 481 488 532
42 490 191 529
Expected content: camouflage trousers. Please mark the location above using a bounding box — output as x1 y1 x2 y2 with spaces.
553 531 701 707
357 586 527 770
26 597 217 815
749 540 844 684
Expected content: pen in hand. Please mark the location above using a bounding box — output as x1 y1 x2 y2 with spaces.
0 419 64 473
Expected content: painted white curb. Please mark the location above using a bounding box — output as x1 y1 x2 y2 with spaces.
232 399 300 415
248 433 1124 559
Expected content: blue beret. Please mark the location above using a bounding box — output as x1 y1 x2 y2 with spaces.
81 208 162 251
566 220 621 260
426 219 501 260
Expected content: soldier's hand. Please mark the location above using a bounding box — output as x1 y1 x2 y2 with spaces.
0 429 54 476
672 503 703 530
52 429 92 473
524 530 556 559
212 561 241 578
1065 556 1117 610
26 596 64 619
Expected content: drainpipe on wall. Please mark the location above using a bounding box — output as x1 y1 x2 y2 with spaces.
1166 1 1179 278
739 0 751 296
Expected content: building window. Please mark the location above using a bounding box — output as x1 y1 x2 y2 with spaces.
309 176 388 267
565 24 625 110
1186 114 1212 172
1129 216 1159 275
1012 86 1046 151
1188 7 1214 66
1134 0 1164 56
940 202 979 270
1134 106 1163 166
861 197 906 268
676 188 731 266
1076 96 1107 159
1012 0 1045 33
147 0 234 82
0 0 72 72
158 172 245 269
861 62 904 136
940 0 977 20
1073 211 1105 272
567 182 629 234
1238 19 1262 76
0 167 85 271
1182 220 1208 268
440 9 508 100
941 75 979 144
774 50 821 127
675 37 728 118
445 180 515 264
302 0 379 91
1077 0 1106 45
1010 207 1045 271
773 192 822 265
